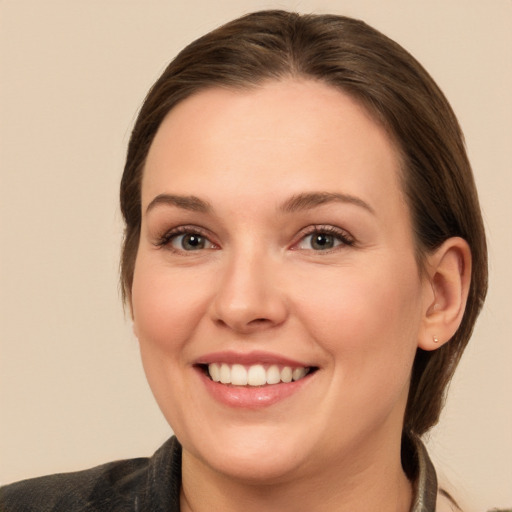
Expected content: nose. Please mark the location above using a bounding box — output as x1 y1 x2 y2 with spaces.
210 248 288 334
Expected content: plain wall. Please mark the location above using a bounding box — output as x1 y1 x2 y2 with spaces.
1 1 511 510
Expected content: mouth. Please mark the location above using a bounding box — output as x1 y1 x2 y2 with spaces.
194 352 319 408
198 363 317 387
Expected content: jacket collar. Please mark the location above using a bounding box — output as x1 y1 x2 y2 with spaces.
145 435 438 511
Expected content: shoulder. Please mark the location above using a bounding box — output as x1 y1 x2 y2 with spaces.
0 437 181 512
0 457 149 512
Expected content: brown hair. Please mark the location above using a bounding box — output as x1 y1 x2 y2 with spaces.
120 10 487 436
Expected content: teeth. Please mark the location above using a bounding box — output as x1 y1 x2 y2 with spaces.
266 365 281 385
292 367 307 381
220 363 231 384
231 364 248 385
281 366 293 383
206 363 310 386
209 363 221 382
247 364 266 386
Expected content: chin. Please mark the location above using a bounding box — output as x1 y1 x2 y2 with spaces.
181 424 318 483
205 449 310 484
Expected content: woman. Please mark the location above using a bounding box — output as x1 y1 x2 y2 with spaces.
1 10 487 512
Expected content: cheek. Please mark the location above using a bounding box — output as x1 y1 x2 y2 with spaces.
130 258 211 425
296 259 423 384
131 258 209 349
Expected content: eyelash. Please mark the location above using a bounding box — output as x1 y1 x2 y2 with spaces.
154 224 355 253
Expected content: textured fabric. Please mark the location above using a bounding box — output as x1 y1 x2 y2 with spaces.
410 435 438 512
0 435 438 511
0 438 182 512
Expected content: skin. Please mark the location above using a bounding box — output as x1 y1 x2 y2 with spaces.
131 79 469 512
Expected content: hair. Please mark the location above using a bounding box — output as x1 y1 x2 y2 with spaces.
120 10 487 436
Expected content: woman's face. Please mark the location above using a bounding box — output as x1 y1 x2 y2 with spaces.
132 80 432 482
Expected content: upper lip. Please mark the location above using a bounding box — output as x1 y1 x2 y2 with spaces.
194 350 313 367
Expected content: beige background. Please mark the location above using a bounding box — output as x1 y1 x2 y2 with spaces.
1 0 511 510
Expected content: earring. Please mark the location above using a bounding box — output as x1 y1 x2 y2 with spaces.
433 336 440 344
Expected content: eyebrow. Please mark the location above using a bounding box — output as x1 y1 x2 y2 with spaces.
146 194 212 214
279 192 375 215
145 191 374 216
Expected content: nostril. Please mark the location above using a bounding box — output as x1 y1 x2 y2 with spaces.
247 318 271 327
214 318 232 330
213 316 277 334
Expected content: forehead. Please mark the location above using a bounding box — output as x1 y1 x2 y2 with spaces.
142 79 405 216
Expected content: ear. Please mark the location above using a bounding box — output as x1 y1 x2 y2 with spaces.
418 237 472 351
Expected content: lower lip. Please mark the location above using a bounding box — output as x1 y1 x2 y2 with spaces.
197 368 314 409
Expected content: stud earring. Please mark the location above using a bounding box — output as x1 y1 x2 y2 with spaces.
433 336 440 344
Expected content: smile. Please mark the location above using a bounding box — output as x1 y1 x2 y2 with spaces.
206 363 312 386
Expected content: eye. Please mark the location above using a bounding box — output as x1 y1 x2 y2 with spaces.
155 227 217 252
298 232 341 251
303 233 340 250
171 233 213 251
294 226 354 251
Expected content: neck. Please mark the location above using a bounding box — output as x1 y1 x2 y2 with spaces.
180 433 413 512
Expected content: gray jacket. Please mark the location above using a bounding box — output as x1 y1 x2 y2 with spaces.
0 435 438 511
